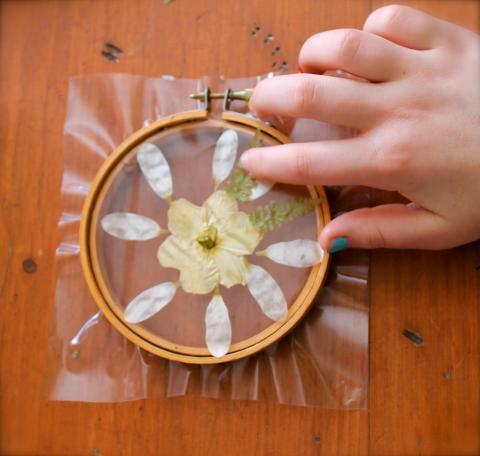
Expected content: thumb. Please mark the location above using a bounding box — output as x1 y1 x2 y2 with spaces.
320 204 453 251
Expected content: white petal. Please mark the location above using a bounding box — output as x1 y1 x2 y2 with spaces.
212 129 238 186
213 249 248 288
205 294 232 357
249 179 274 200
157 236 219 295
260 240 323 267
204 190 238 223
167 199 207 240
219 212 261 256
124 282 177 324
246 265 287 321
101 212 162 240
137 142 173 200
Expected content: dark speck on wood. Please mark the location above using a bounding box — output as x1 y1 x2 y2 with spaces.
22 258 37 274
443 368 454 380
101 50 119 62
104 42 124 55
402 329 424 346
101 42 124 62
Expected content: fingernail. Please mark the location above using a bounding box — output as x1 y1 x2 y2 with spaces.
328 237 349 253
240 152 250 170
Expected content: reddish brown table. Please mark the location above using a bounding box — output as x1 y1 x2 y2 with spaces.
0 1 478 454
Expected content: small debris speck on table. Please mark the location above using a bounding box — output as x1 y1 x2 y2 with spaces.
101 42 124 62
402 329 424 346
443 368 454 380
22 258 37 274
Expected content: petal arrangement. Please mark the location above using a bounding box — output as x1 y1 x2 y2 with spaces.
101 129 324 358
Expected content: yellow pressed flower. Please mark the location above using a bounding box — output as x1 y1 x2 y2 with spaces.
157 190 261 294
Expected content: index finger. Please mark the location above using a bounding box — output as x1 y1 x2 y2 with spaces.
241 138 393 189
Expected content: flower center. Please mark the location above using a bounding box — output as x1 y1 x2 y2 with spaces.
196 225 218 250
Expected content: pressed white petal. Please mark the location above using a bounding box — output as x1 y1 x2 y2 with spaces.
204 190 238 224
212 129 238 186
220 212 262 255
124 282 177 324
249 179 274 200
213 249 248 288
157 236 219 295
179 264 219 295
101 212 162 240
205 294 232 357
137 142 173 200
168 198 208 240
260 239 323 267
246 264 288 321
157 235 195 269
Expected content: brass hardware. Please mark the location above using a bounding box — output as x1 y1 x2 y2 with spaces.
190 88 254 111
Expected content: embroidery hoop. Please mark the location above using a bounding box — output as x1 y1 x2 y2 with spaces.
80 89 331 364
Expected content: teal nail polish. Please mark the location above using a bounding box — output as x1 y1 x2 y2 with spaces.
328 237 349 253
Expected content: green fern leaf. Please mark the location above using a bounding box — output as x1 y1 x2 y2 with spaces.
249 197 321 234
224 166 256 202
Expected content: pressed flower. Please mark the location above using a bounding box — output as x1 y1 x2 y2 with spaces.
99 129 323 357
157 190 261 294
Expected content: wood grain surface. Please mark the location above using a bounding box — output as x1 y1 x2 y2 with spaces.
0 1 478 455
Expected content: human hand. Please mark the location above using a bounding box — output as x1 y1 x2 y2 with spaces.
241 5 480 252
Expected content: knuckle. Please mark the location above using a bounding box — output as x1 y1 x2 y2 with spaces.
292 76 317 114
370 131 413 180
367 219 387 249
293 148 313 179
365 4 409 31
336 29 363 63
378 138 412 178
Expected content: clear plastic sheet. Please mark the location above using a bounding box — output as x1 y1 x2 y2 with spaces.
45 74 369 407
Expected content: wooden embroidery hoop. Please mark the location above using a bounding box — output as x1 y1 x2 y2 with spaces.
80 90 331 364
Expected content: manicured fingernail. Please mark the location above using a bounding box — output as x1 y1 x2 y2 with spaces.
328 237 349 253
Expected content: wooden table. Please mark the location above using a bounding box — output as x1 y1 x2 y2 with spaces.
1 1 478 454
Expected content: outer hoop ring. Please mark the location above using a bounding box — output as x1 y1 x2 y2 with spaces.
80 110 331 364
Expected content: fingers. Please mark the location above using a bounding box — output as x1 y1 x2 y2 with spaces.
251 74 383 130
364 4 466 50
299 28 414 82
319 203 453 251
241 139 383 188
